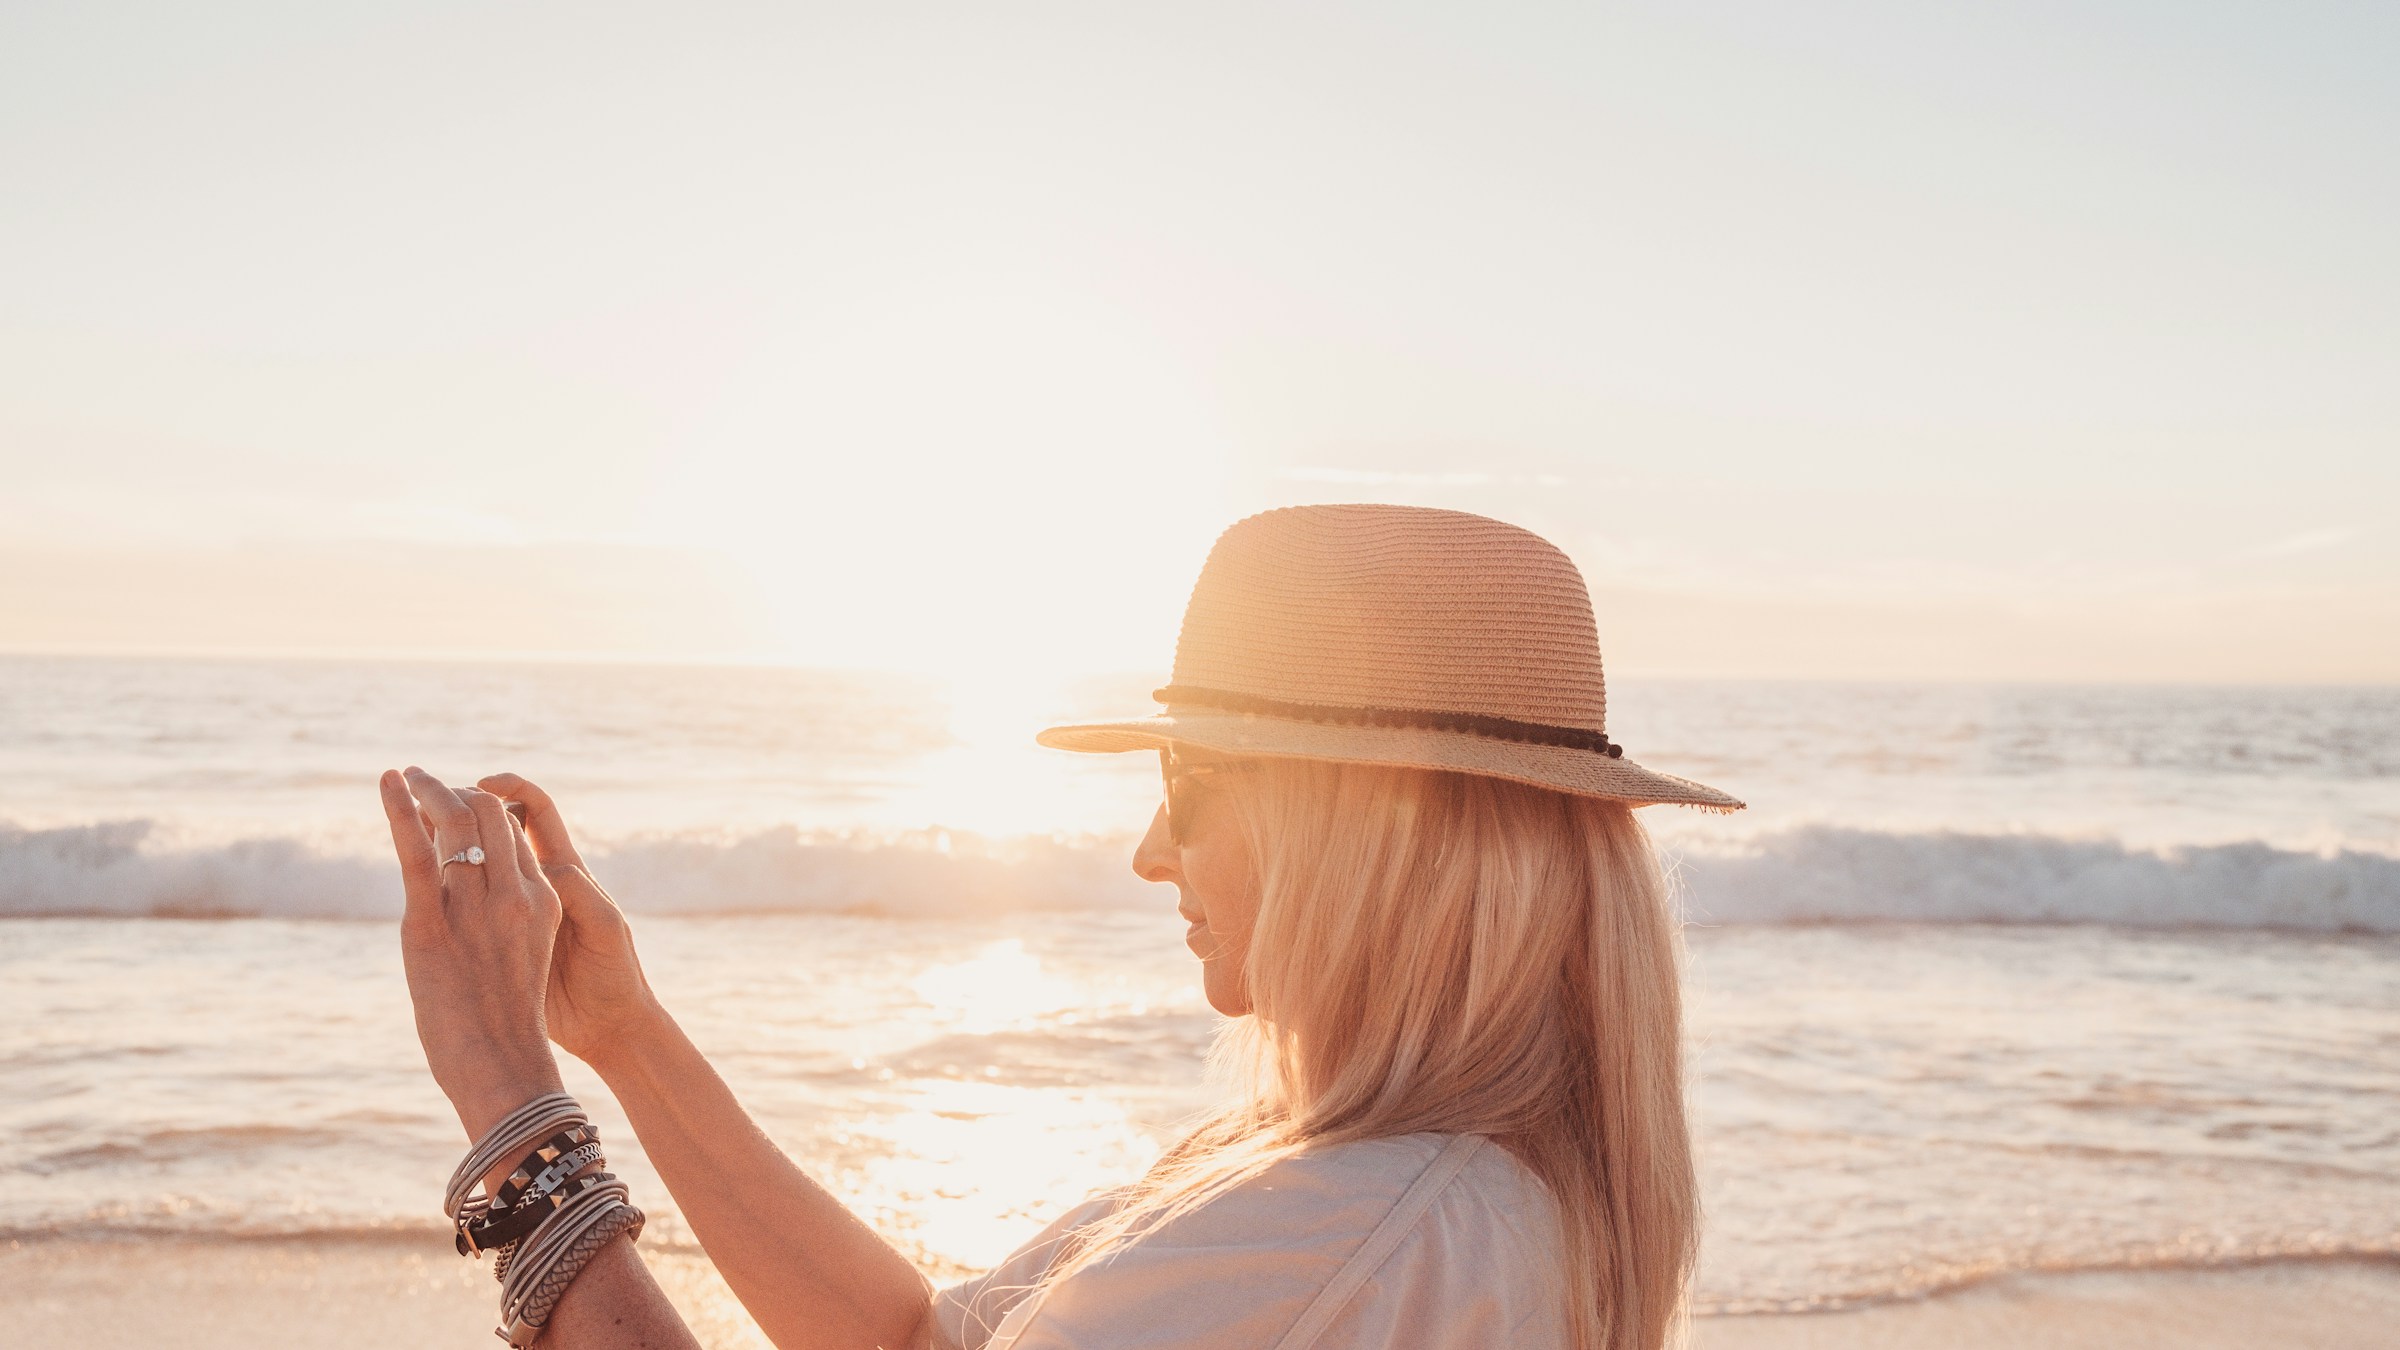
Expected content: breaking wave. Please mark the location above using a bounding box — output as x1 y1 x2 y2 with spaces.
2 818 2395 932
1675 826 2400 932
0 819 1142 920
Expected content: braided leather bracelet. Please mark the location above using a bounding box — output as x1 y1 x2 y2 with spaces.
503 1199 646 1344
497 1179 645 1346
447 1092 644 1345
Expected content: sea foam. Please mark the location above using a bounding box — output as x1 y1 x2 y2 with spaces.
3 817 2395 931
1676 825 2400 932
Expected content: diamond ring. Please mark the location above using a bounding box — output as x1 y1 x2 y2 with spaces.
443 846 487 867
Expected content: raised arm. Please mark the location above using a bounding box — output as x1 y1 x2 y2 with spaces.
383 766 702 1349
475 773 936 1350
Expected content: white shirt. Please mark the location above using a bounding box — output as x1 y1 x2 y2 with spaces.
931 1133 1570 1350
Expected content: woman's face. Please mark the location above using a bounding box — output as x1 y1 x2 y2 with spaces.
1132 750 1263 1017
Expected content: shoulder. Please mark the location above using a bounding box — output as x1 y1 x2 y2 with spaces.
1191 1131 1560 1276
1306 1138 1570 1347
954 1133 1566 1350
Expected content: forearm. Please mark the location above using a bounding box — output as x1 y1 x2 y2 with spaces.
592 1008 933 1350
544 1238 705 1350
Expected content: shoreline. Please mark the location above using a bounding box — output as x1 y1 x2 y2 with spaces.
1696 1255 2400 1348
7 1235 2396 1349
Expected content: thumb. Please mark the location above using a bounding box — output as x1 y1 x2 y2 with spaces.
478 772 588 871
544 859 627 931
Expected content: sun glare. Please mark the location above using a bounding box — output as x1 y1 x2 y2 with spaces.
822 935 1204 1270
860 668 1157 837
910 940 1086 1034
639 281 1233 678
855 1078 1161 1272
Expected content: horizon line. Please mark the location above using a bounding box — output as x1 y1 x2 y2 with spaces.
2 642 2394 690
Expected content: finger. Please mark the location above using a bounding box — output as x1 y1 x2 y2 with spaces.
477 774 616 931
504 814 568 922
508 812 543 890
546 858 627 933
478 773 589 871
379 770 442 930
404 766 486 903
405 766 477 846
459 788 524 895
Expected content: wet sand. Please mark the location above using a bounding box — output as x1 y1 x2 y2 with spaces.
5 1235 2394 1349
1695 1257 2400 1349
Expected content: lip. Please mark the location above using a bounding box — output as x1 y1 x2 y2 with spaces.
1183 919 1211 949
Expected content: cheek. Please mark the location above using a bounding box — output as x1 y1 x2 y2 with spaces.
1184 846 1260 1018
1183 843 1262 950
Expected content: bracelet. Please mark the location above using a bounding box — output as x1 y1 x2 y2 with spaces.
496 1179 646 1345
498 1127 604 1207
445 1092 587 1220
476 1168 619 1261
444 1091 644 1345
457 1127 606 1256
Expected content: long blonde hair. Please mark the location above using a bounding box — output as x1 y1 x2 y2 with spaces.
1046 756 1698 1350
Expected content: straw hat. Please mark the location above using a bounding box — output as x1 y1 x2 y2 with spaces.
1038 503 1742 811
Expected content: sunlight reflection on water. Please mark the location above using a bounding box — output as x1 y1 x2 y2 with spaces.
4 913 2393 1310
913 940 1094 1034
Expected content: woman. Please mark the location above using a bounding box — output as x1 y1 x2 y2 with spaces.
382 503 1741 1350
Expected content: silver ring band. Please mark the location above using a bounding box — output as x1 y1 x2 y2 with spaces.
444 846 487 867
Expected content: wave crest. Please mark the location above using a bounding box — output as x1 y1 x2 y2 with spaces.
1679 827 2400 932
2 819 2394 931
0 819 1145 920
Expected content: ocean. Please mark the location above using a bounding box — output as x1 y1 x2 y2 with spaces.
1 654 2395 1314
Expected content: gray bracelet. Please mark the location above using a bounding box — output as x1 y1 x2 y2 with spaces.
496 1179 646 1345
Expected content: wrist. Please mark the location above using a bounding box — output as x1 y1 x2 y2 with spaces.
575 998 676 1083
452 1057 568 1142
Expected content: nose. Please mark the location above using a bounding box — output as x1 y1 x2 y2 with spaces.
1132 804 1178 885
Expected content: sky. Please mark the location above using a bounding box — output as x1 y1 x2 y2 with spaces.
3 1 2395 681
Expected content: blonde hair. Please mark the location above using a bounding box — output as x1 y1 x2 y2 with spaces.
1039 757 1698 1350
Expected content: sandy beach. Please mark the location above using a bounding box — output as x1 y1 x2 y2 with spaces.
6 1235 2395 1350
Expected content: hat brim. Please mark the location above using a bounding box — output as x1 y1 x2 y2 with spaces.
1036 712 1743 812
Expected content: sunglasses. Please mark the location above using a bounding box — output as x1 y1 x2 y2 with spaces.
1159 748 1257 846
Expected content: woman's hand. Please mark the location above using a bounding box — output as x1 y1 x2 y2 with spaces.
381 767 566 1139
444 783 934 1350
475 771 663 1073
